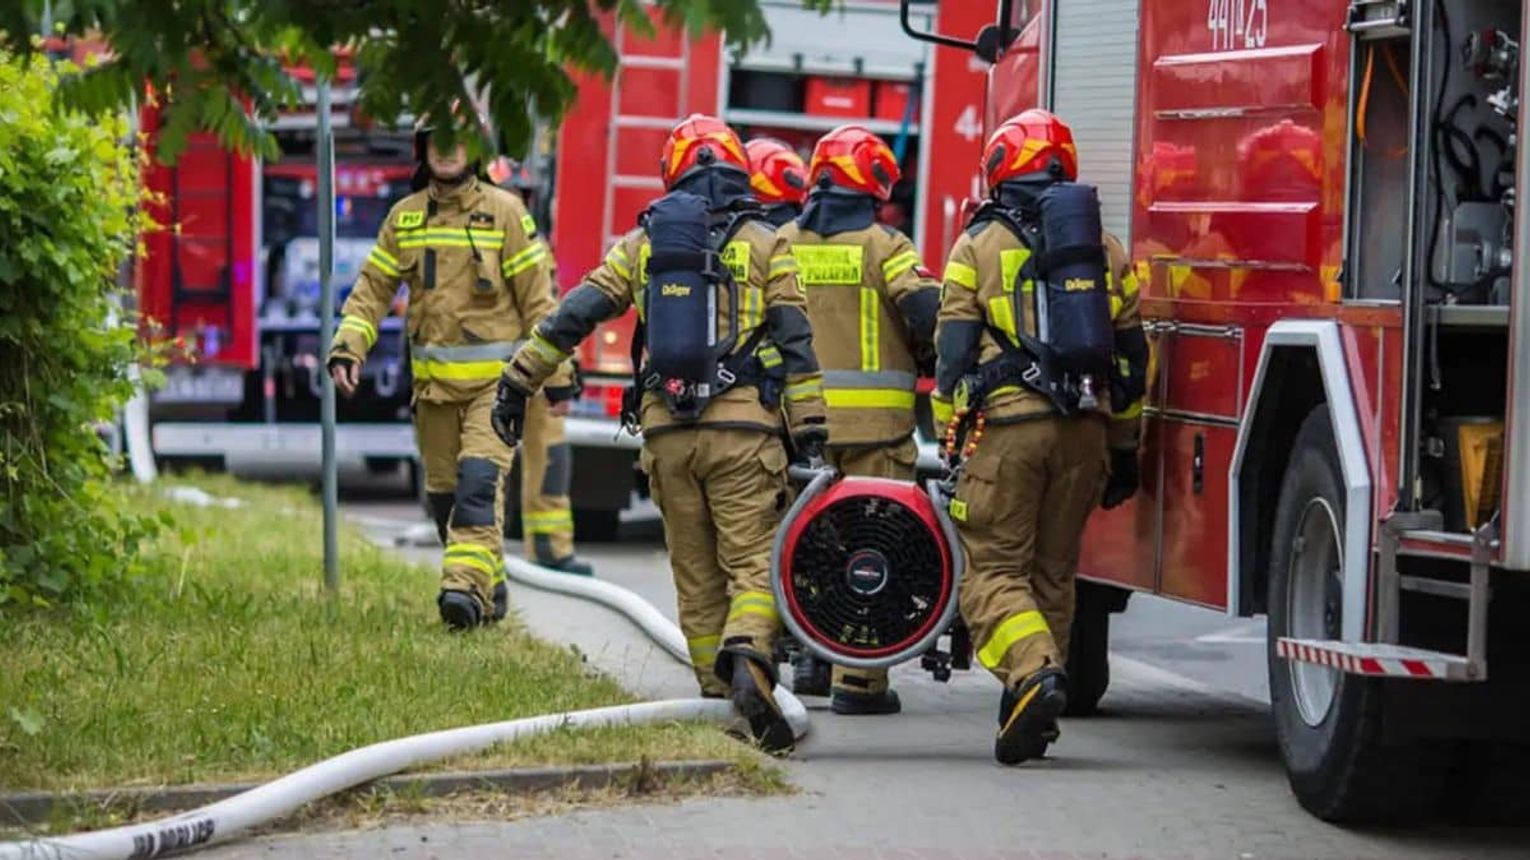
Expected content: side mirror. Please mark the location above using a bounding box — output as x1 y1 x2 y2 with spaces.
899 0 979 54
974 24 1004 65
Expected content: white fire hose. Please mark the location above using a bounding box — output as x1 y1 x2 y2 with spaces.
1 559 809 860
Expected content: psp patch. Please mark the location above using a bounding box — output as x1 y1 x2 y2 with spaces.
469 211 495 227
396 210 425 229
520 213 538 237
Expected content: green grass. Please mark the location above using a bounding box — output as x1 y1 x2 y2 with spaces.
0 475 752 794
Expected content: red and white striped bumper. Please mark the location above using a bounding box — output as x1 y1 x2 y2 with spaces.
1276 638 1479 682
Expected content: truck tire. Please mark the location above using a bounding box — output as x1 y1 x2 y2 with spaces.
1267 405 1449 822
1064 593 1111 716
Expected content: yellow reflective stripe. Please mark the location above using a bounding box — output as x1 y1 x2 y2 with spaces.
1113 400 1144 421
742 287 764 331
1110 293 1123 319
859 287 880 372
410 358 506 381
823 388 917 410
1121 268 1141 298
605 244 633 280
339 315 377 349
931 394 954 427
531 333 569 363
756 345 782 368
502 241 549 278
396 227 504 249
768 254 798 278
785 380 822 402
882 250 921 282
977 610 1051 670
990 384 1024 398
524 510 574 534
444 543 499 576
987 296 1019 346
727 591 778 624
944 261 977 290
687 635 720 665
367 246 400 278
1000 248 1031 295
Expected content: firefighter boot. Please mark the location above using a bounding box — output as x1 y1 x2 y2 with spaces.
490 580 509 623
995 666 1068 765
542 555 595 577
437 589 482 631
791 653 831 697
728 654 795 756
831 687 901 716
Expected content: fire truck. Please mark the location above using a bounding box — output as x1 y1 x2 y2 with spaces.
901 0 1530 823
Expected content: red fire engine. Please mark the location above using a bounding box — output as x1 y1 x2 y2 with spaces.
902 0 1530 823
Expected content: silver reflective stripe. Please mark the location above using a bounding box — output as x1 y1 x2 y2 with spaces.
822 369 917 390
413 340 525 362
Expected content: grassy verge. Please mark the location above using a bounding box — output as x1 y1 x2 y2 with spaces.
0 476 767 810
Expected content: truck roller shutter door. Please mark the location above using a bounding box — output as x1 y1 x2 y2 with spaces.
1048 0 1141 247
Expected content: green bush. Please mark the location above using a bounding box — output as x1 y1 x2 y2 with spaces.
0 49 156 609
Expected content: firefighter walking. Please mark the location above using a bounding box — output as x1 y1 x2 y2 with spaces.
488 158 593 577
934 110 1147 763
328 121 577 629
491 115 827 754
775 125 939 715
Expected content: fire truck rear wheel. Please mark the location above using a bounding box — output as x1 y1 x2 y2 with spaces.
1064 591 1111 716
1267 406 1449 822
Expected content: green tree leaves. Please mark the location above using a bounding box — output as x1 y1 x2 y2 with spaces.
4 0 833 162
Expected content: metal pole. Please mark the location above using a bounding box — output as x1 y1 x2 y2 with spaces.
317 77 340 593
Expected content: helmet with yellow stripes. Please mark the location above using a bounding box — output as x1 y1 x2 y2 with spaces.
745 138 808 206
660 114 749 190
807 124 901 201
982 109 1078 190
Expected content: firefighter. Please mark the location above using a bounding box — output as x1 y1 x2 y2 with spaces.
933 109 1147 764
745 138 808 227
487 156 593 577
490 114 827 754
328 118 578 629
775 124 938 715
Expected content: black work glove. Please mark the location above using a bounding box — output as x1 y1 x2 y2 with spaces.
1102 448 1141 510
791 424 828 464
544 362 583 405
491 376 530 447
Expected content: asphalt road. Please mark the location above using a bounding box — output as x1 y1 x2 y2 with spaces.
198 486 1527 860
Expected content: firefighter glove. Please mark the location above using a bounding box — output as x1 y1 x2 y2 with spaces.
491 376 530 447
544 362 583 405
791 423 828 464
1102 447 1140 510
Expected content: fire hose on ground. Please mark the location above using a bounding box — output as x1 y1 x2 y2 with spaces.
0 559 811 860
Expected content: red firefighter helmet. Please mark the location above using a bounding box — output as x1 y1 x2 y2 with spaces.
660 114 749 190
745 138 808 206
982 109 1079 189
807 124 902 201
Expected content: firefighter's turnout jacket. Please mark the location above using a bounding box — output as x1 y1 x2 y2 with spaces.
776 216 938 448
934 222 1144 449
504 217 826 439
330 176 570 400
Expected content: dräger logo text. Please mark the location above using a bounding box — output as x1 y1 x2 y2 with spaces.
660 283 692 297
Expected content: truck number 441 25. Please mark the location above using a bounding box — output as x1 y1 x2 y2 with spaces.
1207 0 1269 52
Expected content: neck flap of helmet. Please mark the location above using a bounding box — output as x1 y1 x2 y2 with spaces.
672 167 752 212
797 185 878 235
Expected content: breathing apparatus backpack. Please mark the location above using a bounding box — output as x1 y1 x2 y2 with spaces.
973 181 1114 414
624 191 767 424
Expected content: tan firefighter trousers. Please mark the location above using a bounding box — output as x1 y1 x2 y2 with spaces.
950 415 1108 689
517 401 575 564
641 428 791 697
414 385 518 615
824 436 920 696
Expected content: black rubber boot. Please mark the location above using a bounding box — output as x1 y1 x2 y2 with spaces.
791 653 831 697
541 555 595 577
730 656 795 756
490 581 508 623
437 589 482 631
995 667 1068 765
831 687 902 716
